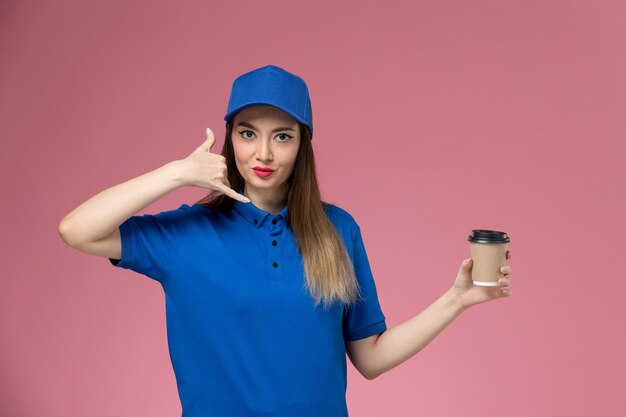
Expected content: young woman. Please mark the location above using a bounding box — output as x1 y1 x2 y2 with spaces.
58 64 513 417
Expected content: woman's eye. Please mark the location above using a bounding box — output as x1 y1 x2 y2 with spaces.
239 130 254 139
239 130 292 142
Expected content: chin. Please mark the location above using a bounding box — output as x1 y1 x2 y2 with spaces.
248 177 286 190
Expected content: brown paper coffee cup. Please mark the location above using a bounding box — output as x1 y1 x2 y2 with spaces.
467 230 510 286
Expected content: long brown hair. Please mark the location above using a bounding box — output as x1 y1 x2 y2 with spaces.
194 121 363 311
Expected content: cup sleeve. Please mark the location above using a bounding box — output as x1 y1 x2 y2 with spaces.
108 204 191 282
342 225 387 342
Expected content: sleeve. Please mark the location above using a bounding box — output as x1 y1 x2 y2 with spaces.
108 204 191 282
342 225 387 342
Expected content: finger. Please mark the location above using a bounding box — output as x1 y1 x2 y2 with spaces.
458 258 473 279
498 277 512 285
203 127 216 151
215 183 250 203
222 178 235 197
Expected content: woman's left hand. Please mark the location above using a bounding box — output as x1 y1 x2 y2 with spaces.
451 251 512 310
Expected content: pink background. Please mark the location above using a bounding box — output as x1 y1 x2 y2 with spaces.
1 0 625 416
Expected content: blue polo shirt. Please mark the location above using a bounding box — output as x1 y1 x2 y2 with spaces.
109 198 386 416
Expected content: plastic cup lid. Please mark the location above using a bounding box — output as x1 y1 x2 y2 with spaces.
467 229 510 243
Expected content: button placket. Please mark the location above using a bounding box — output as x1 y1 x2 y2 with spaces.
269 216 284 281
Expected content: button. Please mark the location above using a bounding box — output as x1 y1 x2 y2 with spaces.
253 219 258 224
272 240 277 246
272 218 277 225
272 262 278 268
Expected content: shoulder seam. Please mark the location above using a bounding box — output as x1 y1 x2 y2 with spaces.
161 204 193 283
324 203 357 226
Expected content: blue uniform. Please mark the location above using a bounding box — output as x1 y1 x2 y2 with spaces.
109 198 386 416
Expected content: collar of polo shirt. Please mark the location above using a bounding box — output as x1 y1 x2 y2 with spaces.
233 191 289 228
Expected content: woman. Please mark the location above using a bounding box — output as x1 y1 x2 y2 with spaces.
58 64 513 417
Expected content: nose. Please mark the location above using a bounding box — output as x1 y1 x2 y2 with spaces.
255 136 273 162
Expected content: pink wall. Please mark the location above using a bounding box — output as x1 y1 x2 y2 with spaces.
1 0 625 416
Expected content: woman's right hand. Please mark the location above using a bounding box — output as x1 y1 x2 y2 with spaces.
176 128 250 203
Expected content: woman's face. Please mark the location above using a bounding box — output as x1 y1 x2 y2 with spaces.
231 105 301 198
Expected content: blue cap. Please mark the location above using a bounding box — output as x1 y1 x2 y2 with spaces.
224 64 313 139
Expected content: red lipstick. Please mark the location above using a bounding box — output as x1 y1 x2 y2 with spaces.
253 166 275 178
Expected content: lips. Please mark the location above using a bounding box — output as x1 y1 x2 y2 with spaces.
253 167 275 178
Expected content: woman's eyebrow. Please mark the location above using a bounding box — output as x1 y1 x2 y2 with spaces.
236 121 296 133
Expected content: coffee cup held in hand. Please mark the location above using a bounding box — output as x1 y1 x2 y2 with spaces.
467 230 510 286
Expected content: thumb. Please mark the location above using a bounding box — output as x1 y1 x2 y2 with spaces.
459 258 473 279
202 127 216 151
